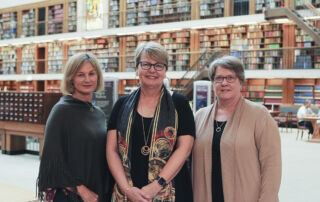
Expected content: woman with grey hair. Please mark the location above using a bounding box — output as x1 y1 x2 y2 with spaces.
107 41 195 201
37 52 113 202
192 55 281 202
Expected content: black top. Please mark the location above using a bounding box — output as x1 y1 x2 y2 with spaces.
212 120 227 202
108 92 195 202
38 95 113 202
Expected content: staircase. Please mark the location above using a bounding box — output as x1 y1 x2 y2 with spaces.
173 50 226 98
264 7 320 45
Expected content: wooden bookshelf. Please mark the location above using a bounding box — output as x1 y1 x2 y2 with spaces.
21 44 35 74
48 4 64 35
0 46 17 75
161 30 191 71
199 0 224 19
264 79 283 111
294 19 320 69
67 37 120 72
48 41 63 74
109 0 120 28
21 9 35 37
0 12 17 39
68 2 77 32
255 0 284 14
263 23 283 70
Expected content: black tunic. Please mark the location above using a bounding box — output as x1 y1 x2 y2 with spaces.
108 92 195 202
37 95 113 202
212 120 227 202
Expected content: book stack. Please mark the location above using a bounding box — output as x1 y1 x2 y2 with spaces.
68 2 77 32
294 85 314 105
21 9 35 37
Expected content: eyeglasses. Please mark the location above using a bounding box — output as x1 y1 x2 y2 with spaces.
138 61 167 71
214 75 237 83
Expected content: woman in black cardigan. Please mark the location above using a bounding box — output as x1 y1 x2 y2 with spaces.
37 52 113 202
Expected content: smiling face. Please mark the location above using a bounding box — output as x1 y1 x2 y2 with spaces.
72 61 98 97
213 66 242 102
136 53 166 89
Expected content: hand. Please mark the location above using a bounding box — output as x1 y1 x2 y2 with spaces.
126 186 150 202
141 181 162 201
77 185 98 202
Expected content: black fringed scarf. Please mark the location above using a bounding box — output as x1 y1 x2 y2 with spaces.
111 86 178 201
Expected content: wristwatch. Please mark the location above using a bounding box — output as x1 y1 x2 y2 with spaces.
156 176 167 188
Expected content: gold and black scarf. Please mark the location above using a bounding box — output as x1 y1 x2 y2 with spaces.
112 86 178 202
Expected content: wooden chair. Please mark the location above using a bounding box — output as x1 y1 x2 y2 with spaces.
286 112 297 132
296 117 310 140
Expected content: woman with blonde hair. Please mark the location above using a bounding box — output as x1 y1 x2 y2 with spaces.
37 52 113 202
107 41 195 202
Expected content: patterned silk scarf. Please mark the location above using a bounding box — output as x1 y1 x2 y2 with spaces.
112 86 178 202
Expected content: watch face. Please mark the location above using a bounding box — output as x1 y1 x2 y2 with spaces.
157 176 167 187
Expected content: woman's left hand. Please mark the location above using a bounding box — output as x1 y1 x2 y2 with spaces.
141 181 163 200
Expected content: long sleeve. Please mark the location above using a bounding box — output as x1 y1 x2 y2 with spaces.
255 109 282 202
37 104 82 193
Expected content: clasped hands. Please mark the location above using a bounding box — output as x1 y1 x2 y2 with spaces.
126 181 163 202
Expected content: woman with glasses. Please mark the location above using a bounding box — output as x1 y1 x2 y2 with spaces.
107 41 195 202
192 56 281 202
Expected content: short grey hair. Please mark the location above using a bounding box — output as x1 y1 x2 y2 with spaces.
135 41 168 69
208 55 245 83
61 52 104 95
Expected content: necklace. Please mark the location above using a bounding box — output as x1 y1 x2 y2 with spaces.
86 102 94 112
141 115 154 156
215 120 226 132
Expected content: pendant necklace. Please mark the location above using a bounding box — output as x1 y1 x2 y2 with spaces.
215 120 226 132
86 102 94 112
141 115 154 156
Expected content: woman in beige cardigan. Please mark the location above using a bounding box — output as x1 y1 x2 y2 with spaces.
192 56 281 202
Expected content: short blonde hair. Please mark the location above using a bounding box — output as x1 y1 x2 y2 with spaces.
61 52 104 95
135 41 168 69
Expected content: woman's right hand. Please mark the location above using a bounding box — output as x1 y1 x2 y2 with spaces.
126 186 151 202
77 185 98 202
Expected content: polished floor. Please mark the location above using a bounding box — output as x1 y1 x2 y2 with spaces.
0 128 319 202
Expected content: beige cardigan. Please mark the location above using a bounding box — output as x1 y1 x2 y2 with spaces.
192 97 281 202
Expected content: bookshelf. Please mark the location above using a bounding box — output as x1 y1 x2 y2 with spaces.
264 85 282 106
315 85 320 105
48 4 64 35
125 0 191 26
255 0 284 14
67 37 120 72
21 45 35 74
161 30 190 71
21 9 35 37
68 2 77 32
263 23 283 70
45 80 61 92
126 0 138 26
294 19 320 69
109 0 119 28
199 27 231 51
0 81 17 91
294 85 314 105
48 42 64 74
0 12 17 39
125 35 138 71
241 79 265 105
230 25 247 69
200 0 224 19
0 46 17 75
